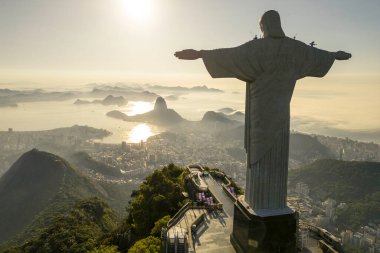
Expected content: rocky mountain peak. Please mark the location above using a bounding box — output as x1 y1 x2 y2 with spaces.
154 96 168 111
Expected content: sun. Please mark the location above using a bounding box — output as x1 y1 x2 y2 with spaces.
125 101 153 116
128 124 154 143
123 0 153 22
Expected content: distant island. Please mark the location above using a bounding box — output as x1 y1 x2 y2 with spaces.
217 107 244 122
218 107 236 114
74 95 127 106
0 84 224 108
0 88 76 105
202 111 237 124
227 111 244 122
0 101 18 108
107 96 185 126
107 96 243 127
164 94 180 101
0 86 157 106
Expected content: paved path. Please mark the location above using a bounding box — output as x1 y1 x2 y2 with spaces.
194 176 236 253
167 208 207 241
177 208 207 232
204 177 234 216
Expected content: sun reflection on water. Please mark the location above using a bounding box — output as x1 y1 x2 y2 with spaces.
126 101 153 116
128 124 154 143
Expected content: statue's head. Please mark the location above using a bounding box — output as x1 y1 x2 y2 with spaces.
260 10 285 38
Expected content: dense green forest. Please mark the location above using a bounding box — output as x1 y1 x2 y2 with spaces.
3 198 118 253
336 192 380 229
1 163 187 253
106 163 186 252
289 159 380 229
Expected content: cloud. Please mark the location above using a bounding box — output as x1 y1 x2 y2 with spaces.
291 116 380 143
143 84 224 93
294 89 348 100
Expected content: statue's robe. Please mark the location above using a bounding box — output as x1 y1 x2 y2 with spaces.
202 37 335 210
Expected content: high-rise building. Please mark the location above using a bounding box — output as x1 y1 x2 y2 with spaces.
121 141 129 152
323 198 336 220
352 232 363 247
341 230 353 245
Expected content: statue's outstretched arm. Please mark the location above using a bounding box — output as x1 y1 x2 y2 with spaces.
174 49 203 60
334 51 352 60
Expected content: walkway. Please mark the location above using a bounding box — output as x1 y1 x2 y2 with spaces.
166 207 207 252
194 176 236 253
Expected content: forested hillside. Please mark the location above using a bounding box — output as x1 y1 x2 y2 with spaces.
1 159 187 253
289 159 380 228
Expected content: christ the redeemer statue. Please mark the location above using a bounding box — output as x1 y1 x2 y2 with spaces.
175 10 351 212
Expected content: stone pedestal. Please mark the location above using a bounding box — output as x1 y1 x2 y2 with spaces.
231 197 298 253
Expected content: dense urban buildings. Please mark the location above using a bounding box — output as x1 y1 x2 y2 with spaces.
1 126 379 252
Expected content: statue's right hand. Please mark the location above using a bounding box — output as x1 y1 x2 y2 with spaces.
335 51 352 60
174 49 201 60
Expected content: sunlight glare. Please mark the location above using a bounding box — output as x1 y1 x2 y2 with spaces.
123 0 153 22
126 101 153 116
128 124 154 143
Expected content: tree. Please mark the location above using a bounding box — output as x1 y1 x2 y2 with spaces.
89 245 120 253
128 166 185 237
127 236 161 253
150 215 171 237
3 198 118 253
108 164 186 253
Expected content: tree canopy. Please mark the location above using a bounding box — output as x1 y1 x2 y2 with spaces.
4 198 118 253
127 236 161 253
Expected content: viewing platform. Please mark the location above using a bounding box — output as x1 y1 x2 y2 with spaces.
162 165 237 253
162 164 339 253
164 203 207 253
187 165 208 192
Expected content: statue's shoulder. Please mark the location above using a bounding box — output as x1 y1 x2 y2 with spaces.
284 37 308 48
244 37 309 51
251 38 265 43
247 38 266 48
250 37 282 49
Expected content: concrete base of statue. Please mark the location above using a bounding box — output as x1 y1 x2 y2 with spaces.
230 196 298 253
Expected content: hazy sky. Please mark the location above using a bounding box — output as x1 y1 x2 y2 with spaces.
0 0 379 132
0 0 379 86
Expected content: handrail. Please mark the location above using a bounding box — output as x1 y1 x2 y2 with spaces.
187 212 206 253
209 170 238 202
167 202 191 228
222 184 237 202
210 170 230 185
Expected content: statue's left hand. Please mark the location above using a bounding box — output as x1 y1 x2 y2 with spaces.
174 49 201 60
335 51 352 60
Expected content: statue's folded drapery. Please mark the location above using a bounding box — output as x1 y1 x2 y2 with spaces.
202 37 335 209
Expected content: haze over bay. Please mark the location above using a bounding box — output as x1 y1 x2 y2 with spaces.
1 82 379 144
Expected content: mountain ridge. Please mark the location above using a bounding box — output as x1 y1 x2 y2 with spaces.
107 96 185 125
0 149 109 243
289 159 380 202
